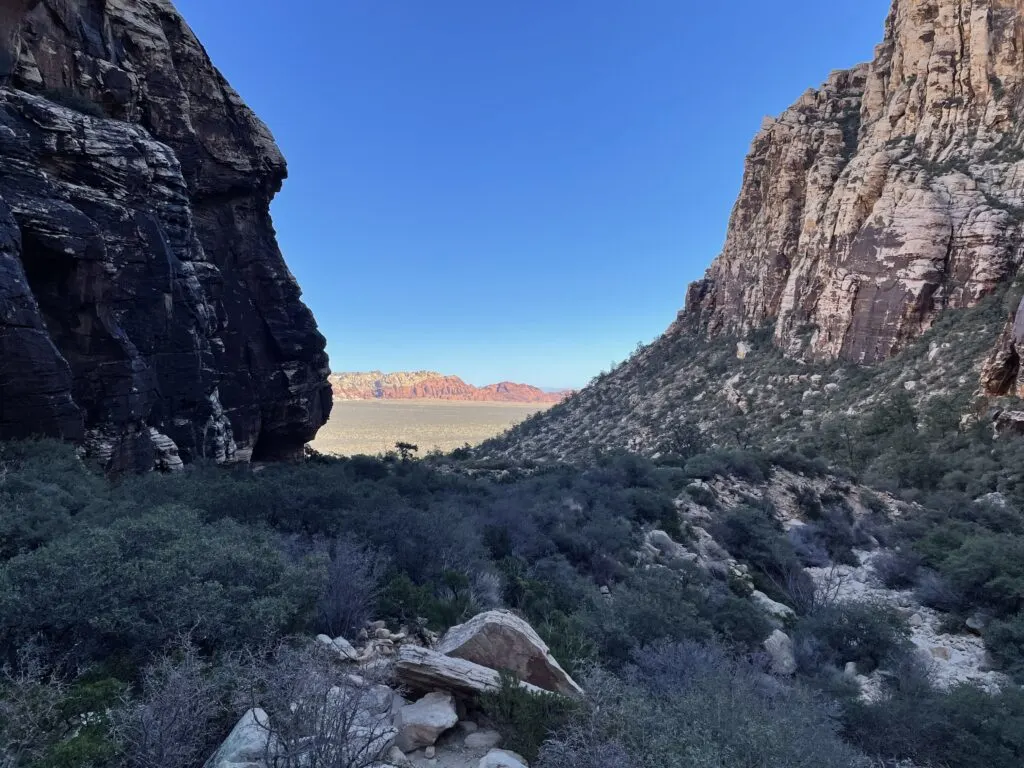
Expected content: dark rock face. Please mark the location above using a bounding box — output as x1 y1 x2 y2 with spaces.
0 0 330 469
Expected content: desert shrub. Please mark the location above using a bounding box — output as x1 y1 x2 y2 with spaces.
872 550 921 590
788 524 831 567
771 450 829 477
711 504 807 602
479 671 580 762
234 641 396 768
0 507 323 665
792 485 823 518
623 488 681 539
985 614 1024 681
111 639 227 768
684 450 770 484
579 568 769 665
914 569 962 613
940 535 1024 618
792 602 910 674
316 538 386 639
539 642 866 768
843 682 1024 768
0 641 122 768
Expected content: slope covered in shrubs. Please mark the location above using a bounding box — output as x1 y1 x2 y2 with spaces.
1 438 1022 767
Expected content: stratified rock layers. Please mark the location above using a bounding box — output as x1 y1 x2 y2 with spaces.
684 0 1024 366
0 0 330 469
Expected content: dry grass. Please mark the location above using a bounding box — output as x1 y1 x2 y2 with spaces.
311 400 553 456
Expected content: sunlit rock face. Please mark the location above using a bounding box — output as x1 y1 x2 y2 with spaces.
0 0 331 470
684 0 1024 365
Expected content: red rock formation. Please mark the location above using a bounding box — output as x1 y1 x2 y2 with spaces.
329 372 569 404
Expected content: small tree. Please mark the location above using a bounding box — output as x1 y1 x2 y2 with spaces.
395 442 418 461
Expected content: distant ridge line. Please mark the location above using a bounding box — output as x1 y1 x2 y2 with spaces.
329 371 572 404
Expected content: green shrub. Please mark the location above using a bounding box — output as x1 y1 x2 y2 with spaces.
480 671 580 762
985 613 1024 681
793 602 910 674
539 642 866 768
0 507 323 664
844 683 1024 768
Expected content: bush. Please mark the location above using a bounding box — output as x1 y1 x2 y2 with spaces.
316 538 386 639
234 641 396 768
941 535 1024 618
479 671 580 762
539 642 867 768
985 614 1024 681
793 602 910 674
0 507 324 664
844 683 1024 768
111 640 227 768
872 550 921 590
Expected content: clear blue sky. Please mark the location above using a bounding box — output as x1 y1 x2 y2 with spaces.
175 0 891 388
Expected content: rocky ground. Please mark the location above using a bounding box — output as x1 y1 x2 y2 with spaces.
806 551 1006 698
205 611 578 768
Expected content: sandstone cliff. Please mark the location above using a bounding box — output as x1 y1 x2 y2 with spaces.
685 0 1024 370
0 0 330 470
330 371 569 404
493 0 1024 462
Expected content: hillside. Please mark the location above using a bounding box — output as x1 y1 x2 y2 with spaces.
492 0 1024 463
330 371 569 403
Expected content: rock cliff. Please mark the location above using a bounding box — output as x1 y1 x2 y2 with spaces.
0 0 330 470
492 0 1024 462
685 0 1024 366
330 371 569 404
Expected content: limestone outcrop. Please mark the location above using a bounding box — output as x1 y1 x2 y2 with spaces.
0 0 330 470
683 0 1024 366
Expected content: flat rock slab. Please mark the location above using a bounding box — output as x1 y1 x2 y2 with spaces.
395 645 546 698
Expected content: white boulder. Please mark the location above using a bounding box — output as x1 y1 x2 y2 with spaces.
764 630 797 676
393 691 458 752
203 708 274 768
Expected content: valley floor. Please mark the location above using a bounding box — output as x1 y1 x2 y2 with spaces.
312 400 552 456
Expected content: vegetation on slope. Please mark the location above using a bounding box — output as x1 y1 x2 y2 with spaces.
1 434 1022 767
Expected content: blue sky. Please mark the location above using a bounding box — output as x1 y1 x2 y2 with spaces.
175 0 891 388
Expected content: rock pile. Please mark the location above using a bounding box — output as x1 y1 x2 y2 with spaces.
206 611 582 768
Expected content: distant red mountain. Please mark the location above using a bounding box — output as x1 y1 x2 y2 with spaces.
329 371 571 403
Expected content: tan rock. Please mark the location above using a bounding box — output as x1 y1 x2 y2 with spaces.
393 692 458 753
394 645 546 698
435 611 583 697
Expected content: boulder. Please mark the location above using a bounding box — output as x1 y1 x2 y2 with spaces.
436 611 583 697
317 634 360 661
394 692 458 752
395 645 547 698
479 749 529 768
750 590 795 621
204 708 274 768
763 630 797 676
